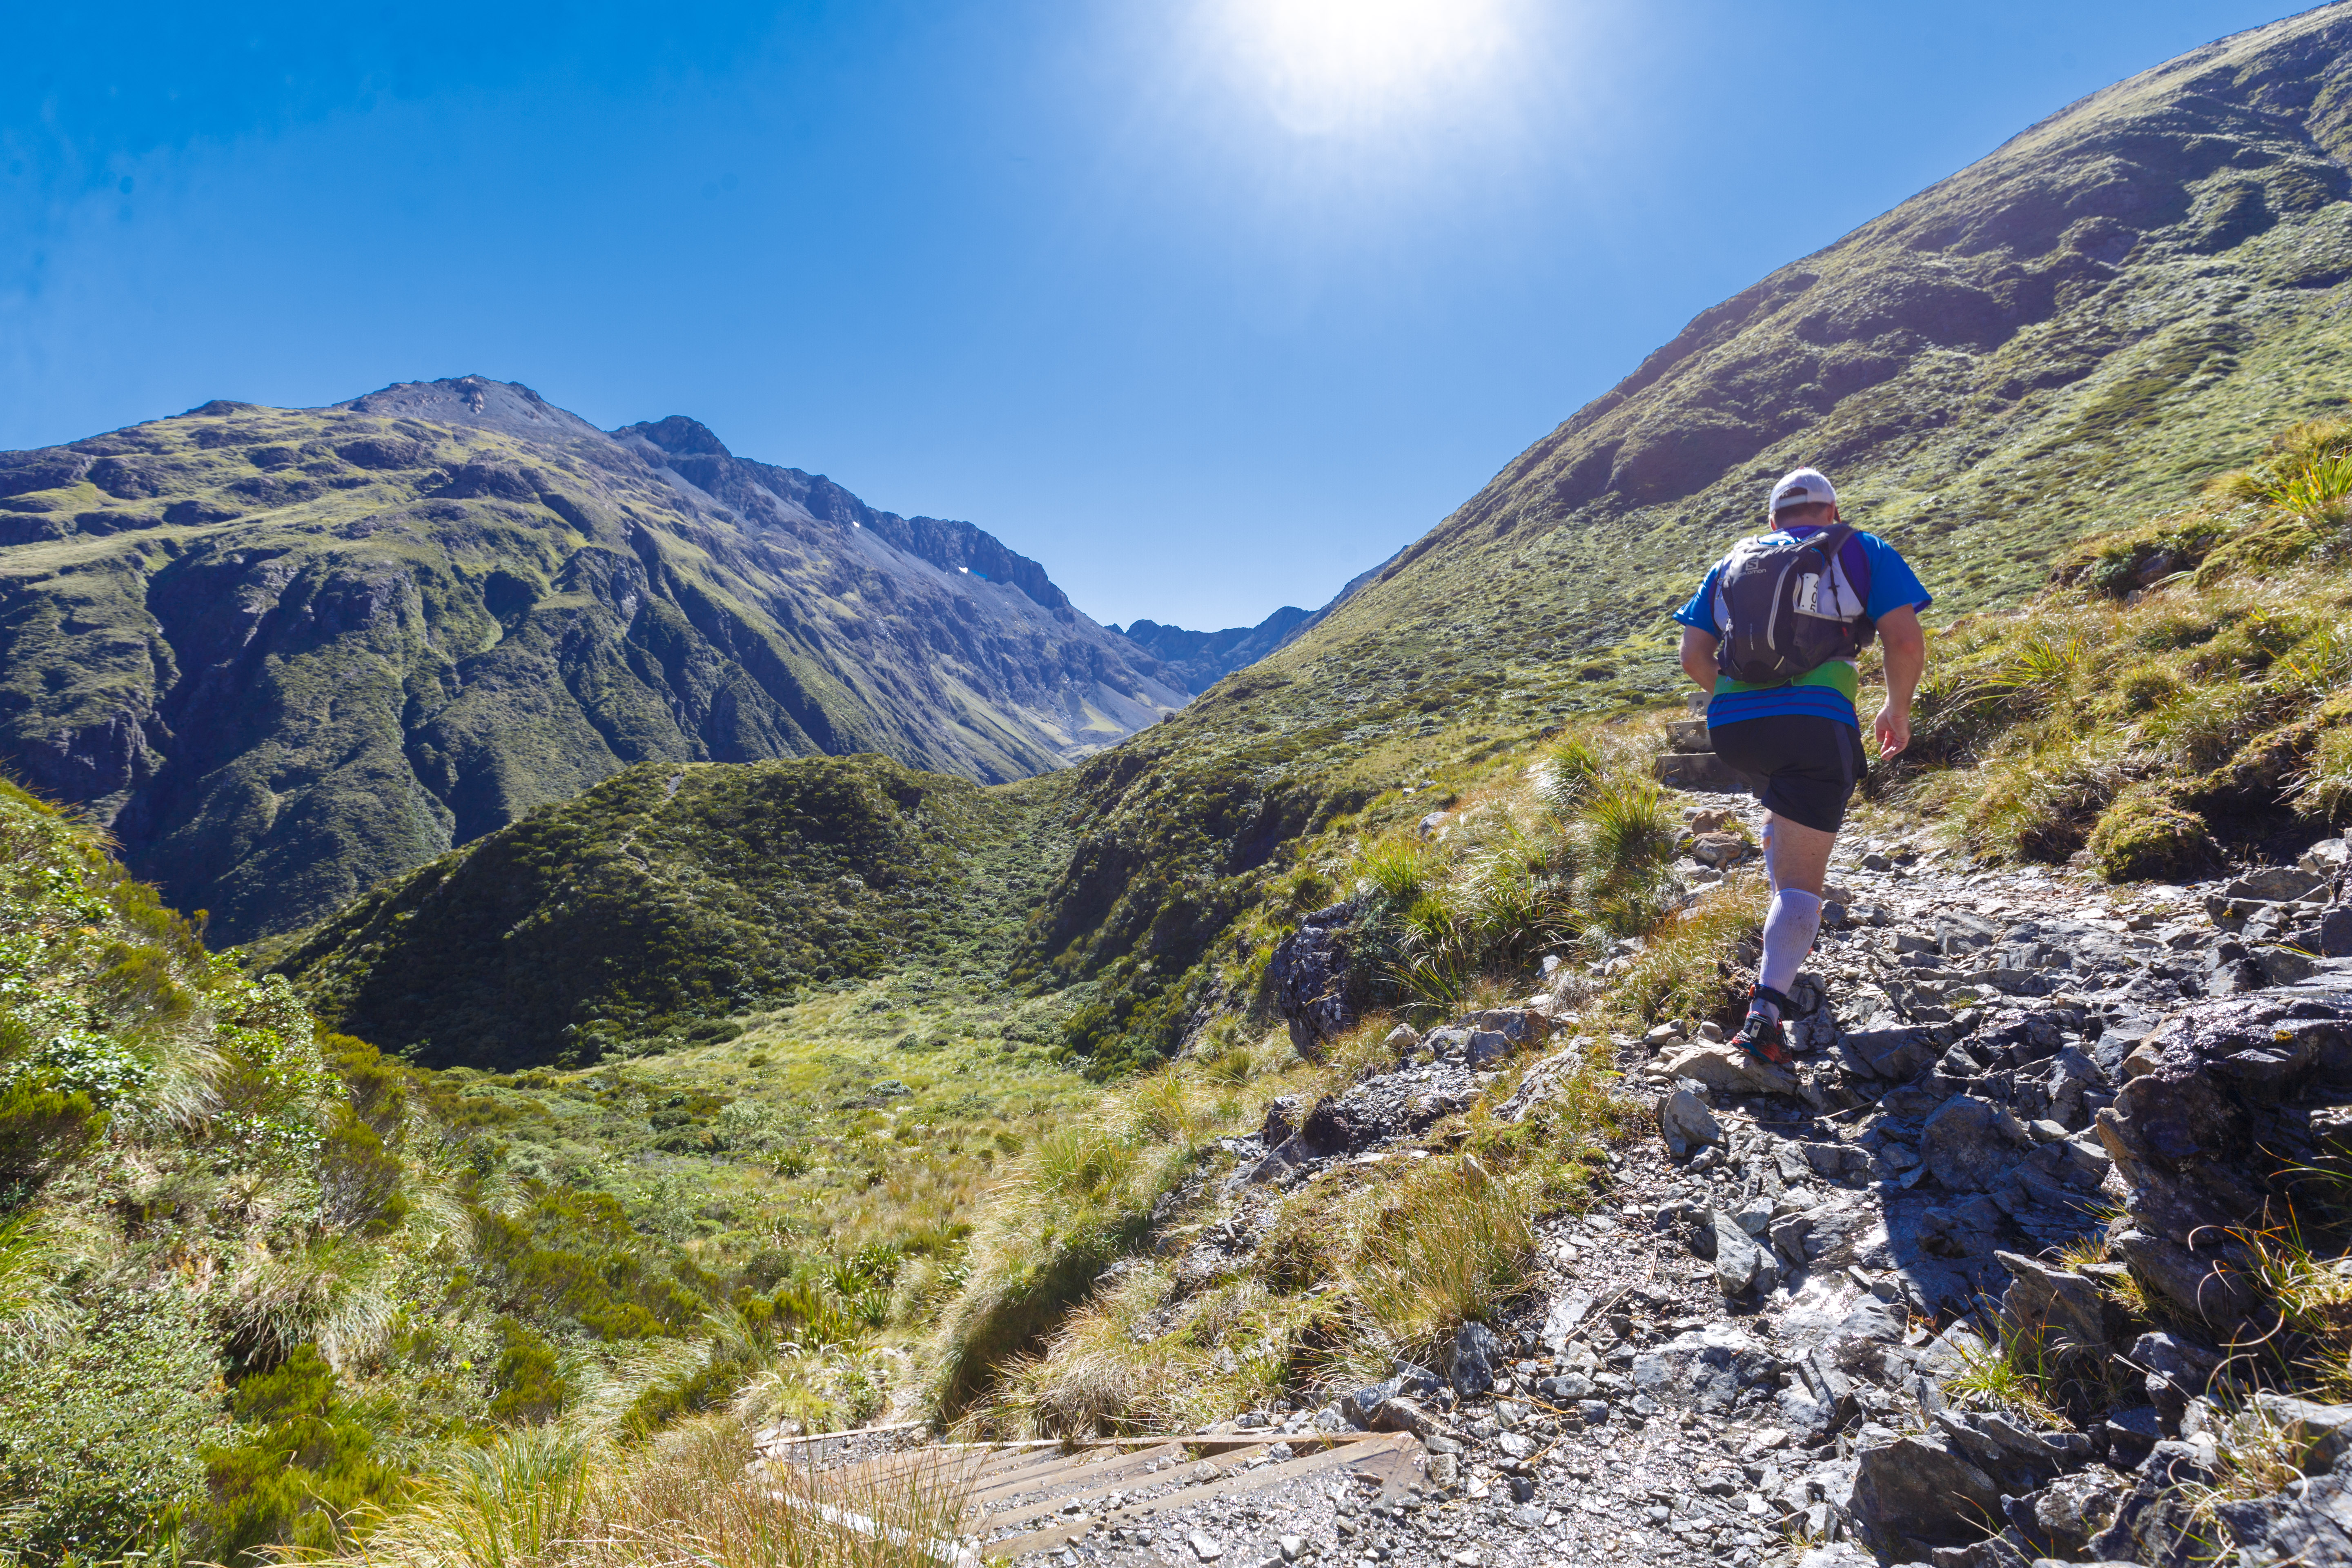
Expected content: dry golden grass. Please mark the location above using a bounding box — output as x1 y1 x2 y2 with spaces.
925 712 1670 1437
1350 1154 1534 1359
320 1417 968 1568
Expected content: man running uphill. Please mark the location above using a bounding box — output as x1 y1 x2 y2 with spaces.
1672 467 1931 1066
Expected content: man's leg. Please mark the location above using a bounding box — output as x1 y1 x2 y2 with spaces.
1752 812 1835 1022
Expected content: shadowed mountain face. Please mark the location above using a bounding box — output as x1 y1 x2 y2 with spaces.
0 378 1183 942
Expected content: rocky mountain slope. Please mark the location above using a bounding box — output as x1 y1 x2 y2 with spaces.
0 377 1183 941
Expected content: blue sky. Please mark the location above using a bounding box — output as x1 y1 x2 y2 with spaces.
0 1 2297 630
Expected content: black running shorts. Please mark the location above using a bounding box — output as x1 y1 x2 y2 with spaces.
1706 715 1864 833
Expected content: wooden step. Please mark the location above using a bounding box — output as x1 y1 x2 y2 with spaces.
1654 750 1744 791
1666 718 1711 750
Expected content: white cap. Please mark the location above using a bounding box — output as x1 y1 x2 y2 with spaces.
1768 467 1837 516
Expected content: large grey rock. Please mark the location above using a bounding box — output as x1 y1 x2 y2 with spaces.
2305 838 2352 877
1923 1094 2031 1190
1464 1029 1515 1068
2230 866 2329 902
1267 1060 1478 1164
1269 903 1358 1058
1998 1250 2126 1350
1339 1377 1400 1426
2132 1331 2221 1425
2256 1391 2352 1472
2215 1467 2352 1563
1364 1394 1437 1437
1939 910 1999 956
1840 1026 1940 1082
1917 1194 2011 1258
1709 1209 1770 1294
2003 1471 2124 1559
1539 1290 1592 1352
1660 1040 1800 1096
1932 1408 2091 1494
1690 830 1752 867
2263 945 2323 986
1450 1320 1501 1397
2113 1229 2264 1330
1851 1436 2008 1549
1659 1087 1722 1158
1631 1322 1771 1416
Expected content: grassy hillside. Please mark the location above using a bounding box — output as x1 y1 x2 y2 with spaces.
0 379 1180 942
994 1 2352 1070
269 753 1067 1070
0 763 1099 1565
1876 415 2352 876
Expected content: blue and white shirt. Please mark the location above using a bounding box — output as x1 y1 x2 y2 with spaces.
1672 525 1931 729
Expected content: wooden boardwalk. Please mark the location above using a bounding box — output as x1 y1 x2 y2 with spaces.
758 1425 1426 1560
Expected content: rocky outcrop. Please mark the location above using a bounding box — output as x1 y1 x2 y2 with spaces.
1268 903 1360 1058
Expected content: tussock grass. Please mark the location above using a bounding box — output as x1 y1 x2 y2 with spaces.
1880 428 2352 876
326 1416 966 1568
1339 715 1682 1019
1596 871 1771 1033
2166 1400 2307 1550
1351 1155 1534 1359
1944 1321 2070 1429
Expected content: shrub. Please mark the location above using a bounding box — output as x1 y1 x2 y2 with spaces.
2087 791 2215 882
199 1345 408 1564
488 1318 571 1426
0 1292 222 1564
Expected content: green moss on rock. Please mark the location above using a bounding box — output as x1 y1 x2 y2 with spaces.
2087 790 2214 882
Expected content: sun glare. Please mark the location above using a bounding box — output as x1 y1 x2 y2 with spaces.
1211 0 1519 136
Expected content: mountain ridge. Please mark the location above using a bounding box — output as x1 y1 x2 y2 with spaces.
0 376 1185 940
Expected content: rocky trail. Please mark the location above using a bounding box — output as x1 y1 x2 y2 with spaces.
773 791 2352 1568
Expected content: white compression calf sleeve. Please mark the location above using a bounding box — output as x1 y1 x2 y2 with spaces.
1755 889 1824 1013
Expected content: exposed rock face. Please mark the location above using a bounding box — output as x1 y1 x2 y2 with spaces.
1268 902 1360 1058
0 379 1184 940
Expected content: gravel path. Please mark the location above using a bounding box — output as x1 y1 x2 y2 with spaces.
983 791 2352 1568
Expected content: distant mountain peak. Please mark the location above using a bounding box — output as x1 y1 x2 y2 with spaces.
337 376 603 439
618 415 732 459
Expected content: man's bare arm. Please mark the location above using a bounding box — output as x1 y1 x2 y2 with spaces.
1874 605 1926 757
1679 626 1719 693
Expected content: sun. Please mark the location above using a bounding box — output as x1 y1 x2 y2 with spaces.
1209 0 1519 136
